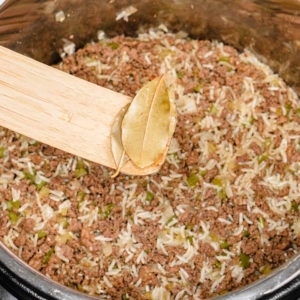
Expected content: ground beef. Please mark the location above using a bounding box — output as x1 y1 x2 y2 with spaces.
0 27 300 300
21 218 35 233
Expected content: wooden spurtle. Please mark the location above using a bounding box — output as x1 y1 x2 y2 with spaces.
0 46 165 176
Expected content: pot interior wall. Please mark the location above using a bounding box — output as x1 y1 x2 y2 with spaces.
0 0 300 95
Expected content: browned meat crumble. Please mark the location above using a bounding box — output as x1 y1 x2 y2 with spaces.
1 28 300 300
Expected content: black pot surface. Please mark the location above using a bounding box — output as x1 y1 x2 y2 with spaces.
1 259 300 300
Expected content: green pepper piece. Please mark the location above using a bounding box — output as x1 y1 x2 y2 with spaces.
77 191 86 202
258 216 265 228
194 82 203 93
106 42 119 49
12 200 20 210
210 232 219 242
63 220 69 229
186 223 194 231
291 201 299 212
215 260 222 268
239 253 250 269
258 154 268 164
146 191 155 202
261 265 272 275
199 169 207 177
76 160 85 169
75 160 88 178
166 216 175 225
212 177 223 187
39 187 50 199
141 180 148 189
220 240 230 250
249 116 256 125
264 138 272 149
186 236 194 245
6 201 13 211
8 212 19 224
218 189 227 201
218 56 230 63
144 292 153 300
43 248 54 264
122 294 129 300
23 171 36 184
284 103 292 115
36 181 47 191
6 200 20 211
0 147 5 158
187 174 199 188
166 283 174 291
100 203 114 218
243 230 250 237
176 71 185 79
37 230 47 239
75 168 88 178
209 105 218 115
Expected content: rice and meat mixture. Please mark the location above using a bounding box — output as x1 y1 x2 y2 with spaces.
1 27 300 299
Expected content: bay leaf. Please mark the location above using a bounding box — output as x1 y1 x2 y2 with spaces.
121 75 176 169
110 103 130 178
167 85 177 137
150 87 177 167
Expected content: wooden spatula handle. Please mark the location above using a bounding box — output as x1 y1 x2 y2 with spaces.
1 46 158 175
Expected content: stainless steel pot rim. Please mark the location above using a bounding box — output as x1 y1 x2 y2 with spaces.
1 241 300 300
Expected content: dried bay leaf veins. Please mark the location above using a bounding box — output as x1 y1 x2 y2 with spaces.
122 75 177 168
110 75 177 176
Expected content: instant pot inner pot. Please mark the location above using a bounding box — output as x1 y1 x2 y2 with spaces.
0 1 300 300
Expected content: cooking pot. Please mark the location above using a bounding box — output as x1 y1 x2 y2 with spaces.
0 1 300 299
